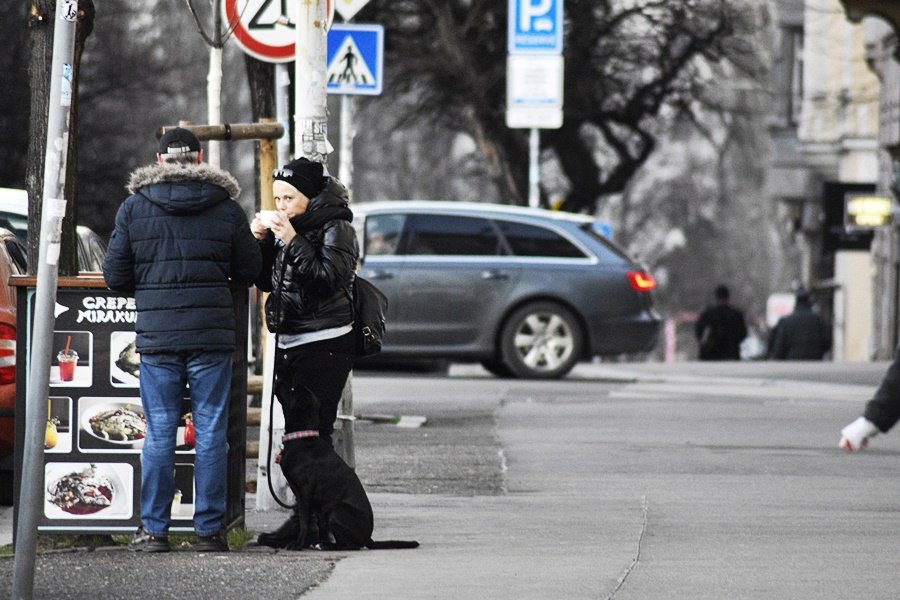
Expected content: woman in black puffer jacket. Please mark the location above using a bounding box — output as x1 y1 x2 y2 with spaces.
251 157 359 550
252 157 359 444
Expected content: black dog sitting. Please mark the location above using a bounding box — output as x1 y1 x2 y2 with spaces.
259 383 418 551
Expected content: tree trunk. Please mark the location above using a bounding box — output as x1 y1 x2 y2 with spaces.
26 0 94 275
244 55 275 212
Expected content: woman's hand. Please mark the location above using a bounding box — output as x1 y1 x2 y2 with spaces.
250 215 269 240
253 211 296 243
268 213 296 245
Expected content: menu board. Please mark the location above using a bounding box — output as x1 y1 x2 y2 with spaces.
19 287 198 534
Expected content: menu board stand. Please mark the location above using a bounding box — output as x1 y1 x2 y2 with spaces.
11 275 248 537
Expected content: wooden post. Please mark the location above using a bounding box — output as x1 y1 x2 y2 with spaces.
258 118 278 211
158 122 285 143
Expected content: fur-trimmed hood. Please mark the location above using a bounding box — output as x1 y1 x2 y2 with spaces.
126 162 241 216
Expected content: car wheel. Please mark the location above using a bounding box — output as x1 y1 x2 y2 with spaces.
480 359 514 378
499 302 583 379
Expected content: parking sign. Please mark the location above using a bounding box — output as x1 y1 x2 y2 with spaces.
508 0 563 54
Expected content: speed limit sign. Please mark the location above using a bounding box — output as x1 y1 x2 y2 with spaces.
224 0 336 63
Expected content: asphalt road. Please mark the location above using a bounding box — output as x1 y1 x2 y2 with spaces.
3 360 899 599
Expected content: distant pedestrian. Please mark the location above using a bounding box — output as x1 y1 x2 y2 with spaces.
768 288 831 360
695 284 748 360
103 127 262 553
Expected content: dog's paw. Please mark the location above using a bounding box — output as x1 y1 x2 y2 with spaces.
282 540 307 551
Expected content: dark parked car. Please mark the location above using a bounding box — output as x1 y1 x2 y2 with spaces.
352 201 660 379
0 187 106 272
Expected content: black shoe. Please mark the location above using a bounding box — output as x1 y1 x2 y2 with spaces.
130 527 170 553
257 511 300 548
194 531 229 552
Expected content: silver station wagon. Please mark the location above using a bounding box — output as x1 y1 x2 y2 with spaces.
352 201 660 379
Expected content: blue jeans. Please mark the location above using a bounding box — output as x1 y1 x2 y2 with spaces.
139 351 232 537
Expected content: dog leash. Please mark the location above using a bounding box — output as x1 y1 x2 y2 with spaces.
266 241 297 510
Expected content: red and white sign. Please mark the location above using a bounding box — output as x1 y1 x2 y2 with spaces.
224 0 336 63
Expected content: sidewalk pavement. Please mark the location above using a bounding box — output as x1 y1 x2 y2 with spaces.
1 361 891 599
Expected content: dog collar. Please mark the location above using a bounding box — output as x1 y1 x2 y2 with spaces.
282 430 320 443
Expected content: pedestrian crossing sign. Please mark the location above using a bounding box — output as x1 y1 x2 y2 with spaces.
327 24 384 96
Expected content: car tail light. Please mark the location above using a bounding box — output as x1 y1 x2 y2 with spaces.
0 323 15 385
627 271 656 292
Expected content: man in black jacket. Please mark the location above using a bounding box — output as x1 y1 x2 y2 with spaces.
103 128 261 553
768 288 832 360
695 284 748 361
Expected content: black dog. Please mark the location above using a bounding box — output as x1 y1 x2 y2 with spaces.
267 383 418 551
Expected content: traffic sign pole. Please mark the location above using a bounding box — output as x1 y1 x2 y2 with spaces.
529 128 540 208
295 0 330 161
507 0 564 208
13 1 77 598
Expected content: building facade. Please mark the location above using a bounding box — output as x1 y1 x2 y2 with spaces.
769 0 881 361
838 0 900 359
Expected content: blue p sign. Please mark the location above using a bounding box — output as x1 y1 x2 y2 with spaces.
508 0 563 54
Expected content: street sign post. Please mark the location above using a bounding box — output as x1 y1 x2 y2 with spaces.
223 0 335 63
326 24 384 95
506 54 564 129
507 0 564 207
508 0 563 54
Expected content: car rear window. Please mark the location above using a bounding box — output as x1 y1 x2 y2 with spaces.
496 220 586 258
3 238 25 273
0 212 27 246
579 223 632 262
365 214 406 256
402 214 503 256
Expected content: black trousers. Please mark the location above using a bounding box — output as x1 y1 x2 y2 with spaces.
274 331 354 445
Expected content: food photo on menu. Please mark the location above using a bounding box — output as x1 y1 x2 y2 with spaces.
44 462 133 520
109 331 139 387
171 463 196 520
44 396 73 454
50 330 93 388
77 397 147 452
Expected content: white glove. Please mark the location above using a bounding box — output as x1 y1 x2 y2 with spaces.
840 417 879 451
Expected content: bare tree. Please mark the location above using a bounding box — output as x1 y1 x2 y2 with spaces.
0 4 31 188
362 0 764 213
183 0 239 167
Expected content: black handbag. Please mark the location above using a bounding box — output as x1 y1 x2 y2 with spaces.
347 275 388 357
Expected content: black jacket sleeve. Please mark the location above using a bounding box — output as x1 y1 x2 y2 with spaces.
102 201 136 294
230 206 263 286
253 234 278 292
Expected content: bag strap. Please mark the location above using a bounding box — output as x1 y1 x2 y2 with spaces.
343 275 357 322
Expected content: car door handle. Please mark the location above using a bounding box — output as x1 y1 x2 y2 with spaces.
366 269 394 280
481 270 509 280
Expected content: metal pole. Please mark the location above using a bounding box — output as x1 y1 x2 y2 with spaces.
294 0 354 465
275 63 291 165
528 128 540 208
294 0 329 162
13 1 77 597
338 94 355 193
206 46 223 168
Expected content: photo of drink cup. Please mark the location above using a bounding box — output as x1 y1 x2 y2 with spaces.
57 350 78 382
